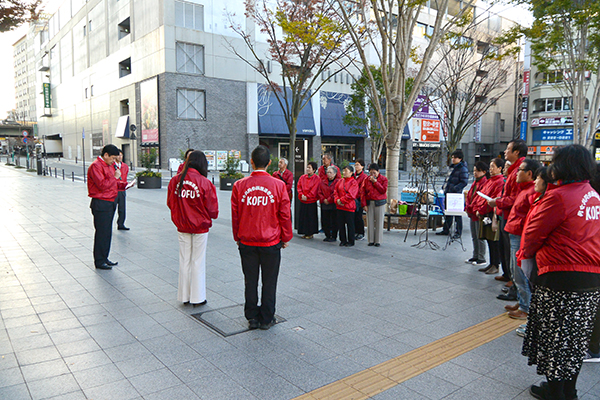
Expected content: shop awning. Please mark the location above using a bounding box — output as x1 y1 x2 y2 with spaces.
320 91 366 137
258 86 316 136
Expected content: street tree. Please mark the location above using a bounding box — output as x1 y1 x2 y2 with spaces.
428 11 521 159
519 0 600 148
337 0 475 202
227 0 359 177
0 0 42 32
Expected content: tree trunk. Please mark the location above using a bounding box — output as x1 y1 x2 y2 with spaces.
385 138 401 202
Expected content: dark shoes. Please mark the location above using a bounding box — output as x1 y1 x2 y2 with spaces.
436 231 449 236
96 263 112 270
248 319 260 330
497 292 517 301
106 260 118 266
479 264 493 272
529 382 578 400
368 242 375 246
118 226 130 230
323 237 336 242
260 319 276 330
495 275 510 282
374 243 380 247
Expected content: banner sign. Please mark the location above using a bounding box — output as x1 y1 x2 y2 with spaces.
43 83 51 108
140 77 159 143
532 128 573 141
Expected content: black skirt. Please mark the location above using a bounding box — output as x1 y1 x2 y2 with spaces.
298 202 319 235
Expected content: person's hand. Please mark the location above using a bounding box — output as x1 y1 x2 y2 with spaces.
114 169 121 179
370 176 376 183
324 199 329 205
301 195 307 201
364 205 368 212
337 199 342 205
476 211 481 218
488 198 497 207
282 242 289 249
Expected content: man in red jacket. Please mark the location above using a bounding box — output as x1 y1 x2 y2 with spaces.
272 157 293 200
231 145 292 330
114 150 130 230
318 153 341 183
88 144 128 270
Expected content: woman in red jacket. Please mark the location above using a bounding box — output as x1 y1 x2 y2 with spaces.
335 165 359 247
167 151 219 307
361 163 388 247
319 166 340 242
297 161 320 239
520 145 600 400
465 161 488 265
474 158 505 275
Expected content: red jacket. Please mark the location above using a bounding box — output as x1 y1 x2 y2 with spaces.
297 173 320 203
272 169 293 199
116 162 129 192
465 176 488 221
88 157 126 201
334 177 358 212
496 157 524 219
360 174 388 207
473 174 504 216
231 170 293 247
520 181 600 276
354 170 368 188
504 180 536 236
167 169 219 234
318 177 340 206
318 164 341 183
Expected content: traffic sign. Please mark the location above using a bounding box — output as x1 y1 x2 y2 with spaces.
23 138 28 143
22 130 28 137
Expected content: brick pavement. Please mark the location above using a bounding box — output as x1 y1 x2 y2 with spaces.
0 165 598 400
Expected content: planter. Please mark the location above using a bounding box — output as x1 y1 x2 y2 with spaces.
137 175 162 189
219 177 239 191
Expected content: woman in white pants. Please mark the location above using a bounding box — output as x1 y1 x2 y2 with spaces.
167 151 219 306
361 163 388 247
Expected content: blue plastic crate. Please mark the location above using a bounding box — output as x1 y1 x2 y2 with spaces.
401 192 418 203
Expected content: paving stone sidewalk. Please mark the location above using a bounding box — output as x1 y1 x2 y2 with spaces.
0 165 598 400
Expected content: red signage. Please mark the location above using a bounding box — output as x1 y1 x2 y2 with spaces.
420 119 440 142
522 71 530 96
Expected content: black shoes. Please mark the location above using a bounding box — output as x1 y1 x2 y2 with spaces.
96 263 112 270
529 382 578 400
323 237 336 242
259 319 276 330
374 243 380 247
106 260 118 266
436 231 449 236
497 292 517 301
368 243 375 246
118 226 130 230
248 319 260 330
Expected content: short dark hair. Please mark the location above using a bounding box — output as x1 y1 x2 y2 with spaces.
491 157 505 170
118 149 123 155
251 145 270 169
509 139 527 158
344 165 354 174
521 158 541 176
474 161 488 172
451 149 464 160
307 161 318 171
551 145 595 183
102 144 120 157
368 163 379 171
355 158 365 167
536 166 552 183
184 148 194 159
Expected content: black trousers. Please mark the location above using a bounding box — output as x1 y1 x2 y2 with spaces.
486 239 500 266
354 201 365 236
115 191 126 228
442 215 463 236
239 243 281 324
337 210 355 245
91 198 117 267
321 208 338 240
499 216 512 280
590 308 600 354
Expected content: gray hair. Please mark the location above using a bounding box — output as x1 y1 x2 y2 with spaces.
323 153 333 163
326 166 337 174
279 158 288 166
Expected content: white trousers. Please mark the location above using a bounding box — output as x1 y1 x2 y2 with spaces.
366 203 385 244
177 232 208 304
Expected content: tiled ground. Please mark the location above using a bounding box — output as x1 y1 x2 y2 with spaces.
0 164 598 400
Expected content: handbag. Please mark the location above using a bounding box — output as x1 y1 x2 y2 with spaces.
491 211 499 232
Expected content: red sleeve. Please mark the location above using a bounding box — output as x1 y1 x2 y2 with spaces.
496 177 519 211
231 183 241 242
205 180 219 220
309 176 320 201
318 180 327 202
340 180 358 204
297 175 305 198
167 177 176 210
284 170 293 194
520 192 565 260
374 176 387 194
278 184 293 242
89 162 116 193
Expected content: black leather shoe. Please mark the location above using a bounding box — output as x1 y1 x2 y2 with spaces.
368 243 375 246
435 231 449 236
96 263 112 270
259 319 276 330
118 226 130 230
374 243 380 247
248 319 260 330
106 260 118 266
497 293 517 301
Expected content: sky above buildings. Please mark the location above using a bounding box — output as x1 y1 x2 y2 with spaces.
0 0 533 122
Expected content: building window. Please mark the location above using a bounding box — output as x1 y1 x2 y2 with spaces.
175 0 204 31
83 25 86 36
177 89 206 120
88 20 92 32
176 42 204 74
119 58 131 78
476 41 489 54
120 99 129 116
85 87 88 98
500 119 505 132
532 97 574 113
90 85 94 96
118 17 130 40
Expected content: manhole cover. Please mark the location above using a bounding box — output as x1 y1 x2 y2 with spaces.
191 304 285 337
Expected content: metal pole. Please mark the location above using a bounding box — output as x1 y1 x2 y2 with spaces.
82 133 86 183
72 171 74 182
55 167 57 178
62 169 65 180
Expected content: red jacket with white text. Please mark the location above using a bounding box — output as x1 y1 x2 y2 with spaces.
297 173 320 203
504 180 536 236
520 182 600 275
231 171 293 247
334 177 358 212
360 174 388 207
87 157 126 201
167 169 219 234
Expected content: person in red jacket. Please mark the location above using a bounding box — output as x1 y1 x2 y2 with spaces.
474 158 505 275
465 161 488 265
318 153 341 183
520 145 600 400
361 163 388 247
167 151 219 307
272 157 293 200
319 166 340 242
114 150 130 230
177 148 194 174
297 161 320 238
231 145 292 330
353 159 368 240
335 165 359 247
502 158 541 320
488 139 527 285
87 144 128 270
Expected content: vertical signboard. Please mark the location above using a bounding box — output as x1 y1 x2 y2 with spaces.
205 150 216 170
43 83 51 108
140 77 159 143
521 71 530 141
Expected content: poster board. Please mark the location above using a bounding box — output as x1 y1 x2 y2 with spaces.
205 151 216 171
445 193 465 213
216 151 228 170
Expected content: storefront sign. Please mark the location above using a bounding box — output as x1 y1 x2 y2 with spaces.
522 71 530 96
43 83 51 108
540 146 555 155
532 128 573 141
205 151 216 170
527 146 537 155
531 117 573 127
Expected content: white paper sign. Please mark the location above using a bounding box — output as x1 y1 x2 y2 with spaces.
446 193 464 213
